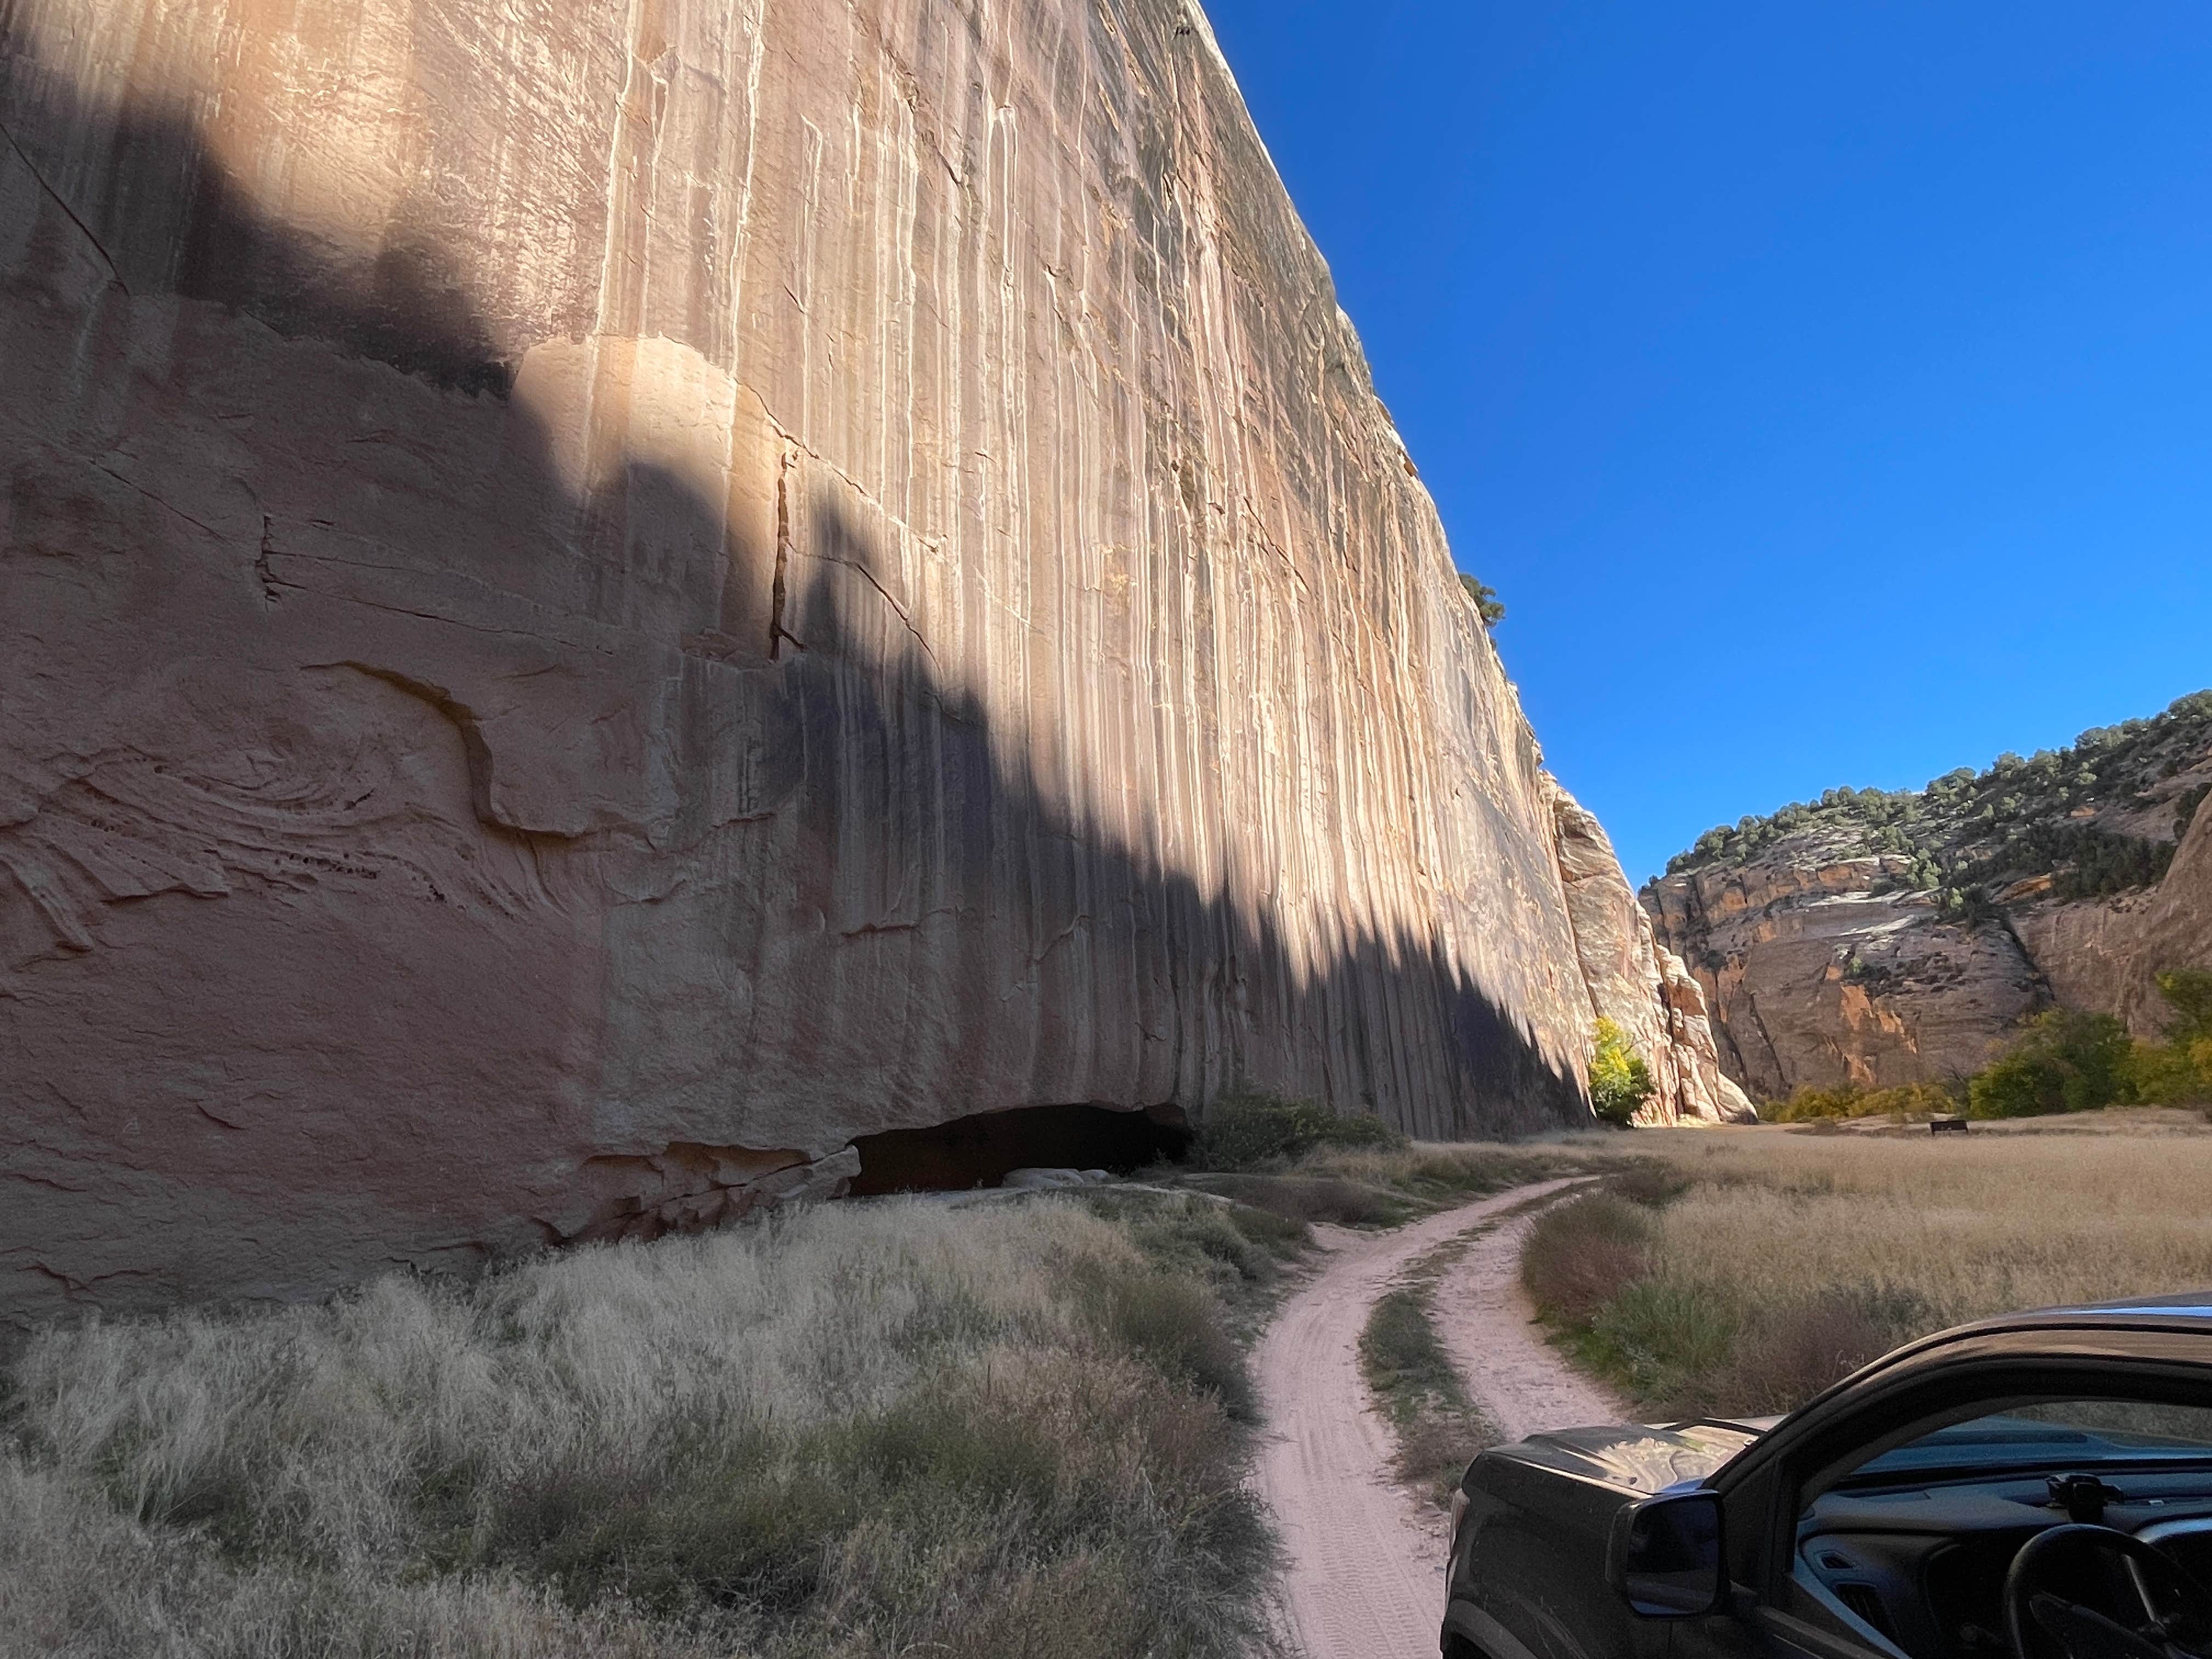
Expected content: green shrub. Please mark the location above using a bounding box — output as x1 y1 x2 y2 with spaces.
1457 573 1505 625
1933 884 2001 926
2156 969 2212 1040
2124 1040 2212 1106
2113 973 2212 1106
1765 1080 1962 1122
2176 782 2210 842
2049 828 2177 900
1968 1009 2134 1118
1587 1019 1655 1126
1189 1090 1406 1170
1762 973 2212 1124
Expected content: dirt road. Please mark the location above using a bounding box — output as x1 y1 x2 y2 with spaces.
1252 1178 1627 1659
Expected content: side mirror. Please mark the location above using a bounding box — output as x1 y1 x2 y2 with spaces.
1608 1490 1726 1618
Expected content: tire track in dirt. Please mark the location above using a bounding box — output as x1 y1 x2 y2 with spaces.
1253 1177 1613 1659
1432 1193 1629 1447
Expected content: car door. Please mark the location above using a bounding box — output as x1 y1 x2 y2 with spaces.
1669 1341 2212 1659
1667 1511 1908 1659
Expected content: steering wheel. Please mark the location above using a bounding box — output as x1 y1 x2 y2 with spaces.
2005 1525 2212 1659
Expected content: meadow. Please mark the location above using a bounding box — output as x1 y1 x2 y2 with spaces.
1525 1109 2212 1419
0 1192 1299 1659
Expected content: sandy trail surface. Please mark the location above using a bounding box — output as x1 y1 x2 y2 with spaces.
1253 1177 1628 1659
1429 1192 1630 1446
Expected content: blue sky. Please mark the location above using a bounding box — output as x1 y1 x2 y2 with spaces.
1199 0 2212 882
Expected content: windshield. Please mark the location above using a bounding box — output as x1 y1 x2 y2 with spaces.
1846 1404 2212 1484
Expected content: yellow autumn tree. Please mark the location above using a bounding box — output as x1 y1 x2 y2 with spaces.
1589 1018 1655 1126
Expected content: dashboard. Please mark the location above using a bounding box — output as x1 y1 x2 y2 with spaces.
1796 1466 2212 1659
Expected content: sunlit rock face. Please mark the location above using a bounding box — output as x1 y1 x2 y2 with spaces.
1644 763 2212 1104
2121 794 2212 1035
1 0 1684 1322
1643 857 2045 1101
1545 783 1754 1124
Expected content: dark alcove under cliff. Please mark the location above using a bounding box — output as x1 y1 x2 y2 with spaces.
847 1103 1192 1195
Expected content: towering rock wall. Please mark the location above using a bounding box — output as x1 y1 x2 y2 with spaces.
0 0 1708 1324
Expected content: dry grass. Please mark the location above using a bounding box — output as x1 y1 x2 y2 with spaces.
1176 1172 1396 1228
1521 1193 1657 1327
0 1193 1286 1659
1160 1092 1637 1229
1528 1119 2212 1419
1259 1137 1632 1224
1638 1117 2212 1318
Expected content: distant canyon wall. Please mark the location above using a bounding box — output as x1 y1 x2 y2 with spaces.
1646 789 2212 1102
2 0 1709 1325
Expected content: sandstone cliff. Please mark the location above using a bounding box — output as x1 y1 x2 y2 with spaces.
1645 695 2212 1101
2120 785 2212 1036
1547 783 1755 1123
1 0 1704 1324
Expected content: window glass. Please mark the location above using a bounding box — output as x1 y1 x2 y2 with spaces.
1847 1400 2212 1484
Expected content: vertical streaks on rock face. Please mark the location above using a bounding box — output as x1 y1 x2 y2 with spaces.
0 0 1635 1323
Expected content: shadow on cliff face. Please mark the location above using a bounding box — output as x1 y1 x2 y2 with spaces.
0 22 517 394
776 494 1585 1153
1 30 1581 1310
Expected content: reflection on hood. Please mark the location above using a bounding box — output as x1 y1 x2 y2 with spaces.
1508 1420 1774 1493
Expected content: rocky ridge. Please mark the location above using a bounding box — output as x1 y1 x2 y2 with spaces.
1 0 1725 1325
1644 694 2212 1101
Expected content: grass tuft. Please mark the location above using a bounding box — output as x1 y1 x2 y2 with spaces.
1521 1193 1654 1327
1180 1171 1397 1228
1357 1231 1496 1509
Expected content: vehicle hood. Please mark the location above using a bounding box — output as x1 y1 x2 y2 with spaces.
1497 1419 1776 1493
